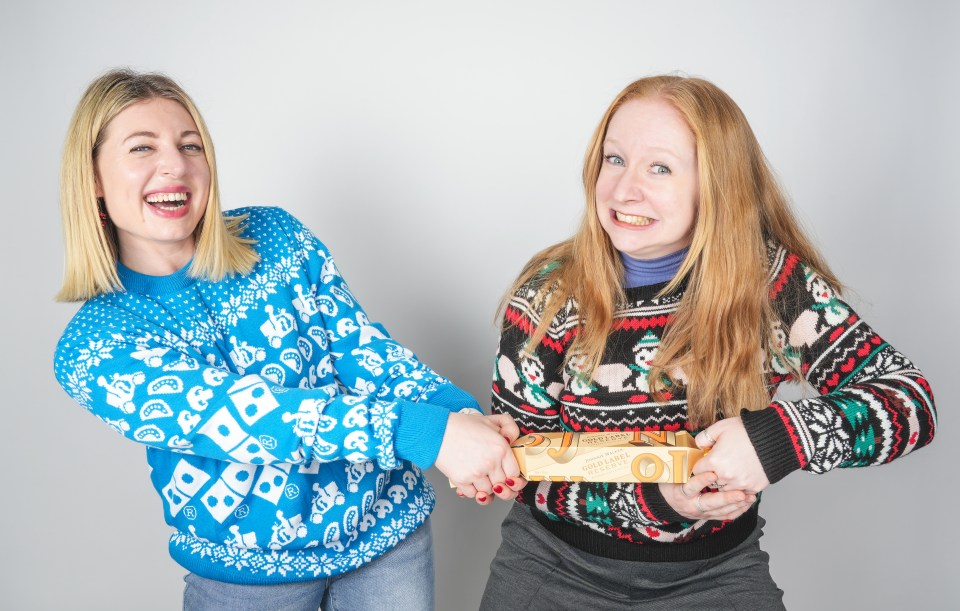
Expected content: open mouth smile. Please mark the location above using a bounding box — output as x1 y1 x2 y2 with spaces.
145 191 189 210
614 211 654 226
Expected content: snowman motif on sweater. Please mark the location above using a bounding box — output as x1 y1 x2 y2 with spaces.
809 273 847 324
628 331 659 393
770 321 802 376
564 353 598 396
590 331 660 394
789 269 850 348
518 353 554 408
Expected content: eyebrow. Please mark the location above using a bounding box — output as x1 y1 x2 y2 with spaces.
603 138 685 158
122 130 202 143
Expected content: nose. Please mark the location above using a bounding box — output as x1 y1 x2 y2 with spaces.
612 167 645 204
157 147 186 178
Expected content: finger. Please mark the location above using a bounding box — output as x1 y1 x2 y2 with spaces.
695 428 717 449
711 477 763 495
702 505 736 521
473 476 494 496
488 413 522 443
475 491 493 505
710 503 753 522
720 496 757 515
693 491 711 516
695 490 742 515
457 484 477 499
684 470 717 492
701 491 753 520
712 489 751 505
489 464 508 488
504 475 527 491
491 481 515 501
696 491 742 517
691 455 715 477
499 447 522 479
497 487 520 501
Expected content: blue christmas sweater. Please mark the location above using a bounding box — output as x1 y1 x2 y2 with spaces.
54 206 478 584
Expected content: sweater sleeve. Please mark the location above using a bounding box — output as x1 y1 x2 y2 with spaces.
742 256 937 484
53 209 479 472
275 208 479 467
54 327 439 470
490 276 569 434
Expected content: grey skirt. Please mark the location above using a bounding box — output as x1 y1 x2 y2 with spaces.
480 504 785 611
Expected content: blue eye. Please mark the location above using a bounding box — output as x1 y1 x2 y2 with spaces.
604 154 625 166
180 143 203 153
651 163 671 175
130 145 153 153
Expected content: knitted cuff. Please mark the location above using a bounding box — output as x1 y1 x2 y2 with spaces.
423 383 482 413
393 400 451 469
740 406 804 484
638 483 689 524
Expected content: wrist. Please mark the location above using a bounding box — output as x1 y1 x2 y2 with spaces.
740 405 805 484
394 400 451 469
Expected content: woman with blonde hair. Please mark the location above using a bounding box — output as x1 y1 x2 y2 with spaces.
480 75 936 609
54 68 523 610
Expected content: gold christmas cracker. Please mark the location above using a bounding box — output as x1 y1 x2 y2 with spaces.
510 430 705 484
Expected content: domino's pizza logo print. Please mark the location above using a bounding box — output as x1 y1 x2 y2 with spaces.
234 468 251 485
183 506 197 520
244 441 266 465
285 484 300 500
234 505 250 519
259 474 286 496
245 388 265 416
206 491 238 511
259 435 278 451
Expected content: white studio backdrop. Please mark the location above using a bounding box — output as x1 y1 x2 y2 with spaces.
1 1 956 609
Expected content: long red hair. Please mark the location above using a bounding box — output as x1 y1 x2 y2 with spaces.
501 75 840 427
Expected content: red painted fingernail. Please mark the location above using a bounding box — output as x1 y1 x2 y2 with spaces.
504 436 512 443
477 495 486 502
494 485 503 494
457 491 464 497
505 478 515 487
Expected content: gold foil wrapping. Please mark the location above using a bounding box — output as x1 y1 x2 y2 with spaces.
510 431 705 484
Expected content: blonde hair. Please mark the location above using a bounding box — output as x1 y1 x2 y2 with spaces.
503 75 841 427
56 68 258 302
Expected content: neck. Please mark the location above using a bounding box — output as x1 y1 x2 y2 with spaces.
119 240 196 276
620 247 689 288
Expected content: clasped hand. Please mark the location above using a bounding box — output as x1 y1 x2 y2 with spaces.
659 416 770 520
434 412 527 505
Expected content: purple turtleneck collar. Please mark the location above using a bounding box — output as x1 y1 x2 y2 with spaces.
620 247 689 288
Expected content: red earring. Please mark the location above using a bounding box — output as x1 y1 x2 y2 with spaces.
97 197 109 228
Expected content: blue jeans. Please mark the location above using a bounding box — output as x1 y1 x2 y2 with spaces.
183 521 434 611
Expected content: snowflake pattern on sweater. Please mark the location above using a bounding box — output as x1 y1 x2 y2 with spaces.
492 244 937 561
54 206 476 583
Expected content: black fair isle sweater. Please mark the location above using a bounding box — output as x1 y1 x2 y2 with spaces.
492 245 937 562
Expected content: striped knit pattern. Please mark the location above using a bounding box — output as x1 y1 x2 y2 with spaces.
492 243 936 560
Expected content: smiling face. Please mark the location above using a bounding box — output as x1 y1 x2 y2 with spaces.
595 97 699 260
95 97 210 274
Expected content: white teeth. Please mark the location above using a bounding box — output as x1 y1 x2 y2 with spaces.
145 192 188 204
615 211 654 226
